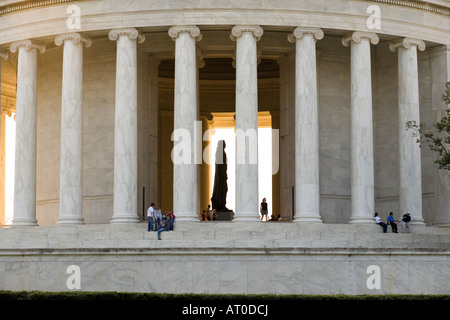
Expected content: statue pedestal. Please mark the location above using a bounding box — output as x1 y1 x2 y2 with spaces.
216 211 234 221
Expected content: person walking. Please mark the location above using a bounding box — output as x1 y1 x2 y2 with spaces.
260 198 268 221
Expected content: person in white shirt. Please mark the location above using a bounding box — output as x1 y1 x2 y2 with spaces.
147 203 155 231
374 212 387 233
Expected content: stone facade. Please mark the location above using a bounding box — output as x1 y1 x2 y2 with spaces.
0 0 449 295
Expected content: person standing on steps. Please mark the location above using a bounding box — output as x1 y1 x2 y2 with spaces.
147 203 155 231
260 198 268 221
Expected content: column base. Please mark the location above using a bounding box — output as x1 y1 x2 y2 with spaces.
293 215 322 223
349 217 374 224
110 214 140 224
432 221 450 228
174 217 199 222
11 218 38 227
233 213 260 222
57 216 85 225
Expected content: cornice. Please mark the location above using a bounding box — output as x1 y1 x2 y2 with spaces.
364 0 450 15
0 0 449 16
0 0 76 15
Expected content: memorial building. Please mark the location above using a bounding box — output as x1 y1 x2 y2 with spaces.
0 0 449 294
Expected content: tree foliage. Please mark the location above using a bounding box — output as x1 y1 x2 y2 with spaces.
406 82 450 170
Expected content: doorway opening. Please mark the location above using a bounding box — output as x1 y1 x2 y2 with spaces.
208 112 273 219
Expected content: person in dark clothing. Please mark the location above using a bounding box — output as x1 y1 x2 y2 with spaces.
260 198 268 221
157 217 170 240
402 212 411 233
387 212 398 233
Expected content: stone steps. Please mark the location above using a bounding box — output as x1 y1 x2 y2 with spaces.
1 221 449 251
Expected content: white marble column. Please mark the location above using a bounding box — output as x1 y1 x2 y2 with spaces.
148 56 160 210
0 50 7 226
430 45 450 227
54 33 91 225
390 38 426 225
108 28 145 223
342 31 378 224
277 56 291 220
288 27 323 223
169 25 202 221
231 25 263 221
10 40 45 226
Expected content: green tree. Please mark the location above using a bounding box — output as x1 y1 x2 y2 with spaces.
406 82 450 170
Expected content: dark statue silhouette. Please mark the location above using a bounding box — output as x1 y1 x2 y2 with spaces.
211 140 232 212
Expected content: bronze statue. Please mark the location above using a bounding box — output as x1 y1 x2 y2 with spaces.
211 140 231 212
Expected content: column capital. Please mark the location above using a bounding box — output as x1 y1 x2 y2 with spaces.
342 31 379 47
230 25 263 42
108 28 145 43
55 32 92 48
0 49 7 61
10 39 45 54
389 37 426 52
287 27 324 43
168 25 202 41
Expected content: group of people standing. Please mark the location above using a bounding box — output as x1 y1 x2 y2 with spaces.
201 205 217 221
147 203 175 240
374 211 411 233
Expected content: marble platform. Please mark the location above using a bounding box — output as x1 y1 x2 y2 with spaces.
0 221 449 295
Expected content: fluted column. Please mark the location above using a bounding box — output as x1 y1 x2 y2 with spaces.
390 38 426 225
231 25 263 221
288 27 323 223
430 45 450 227
169 25 202 221
342 31 379 224
108 28 145 223
0 50 7 227
10 40 45 226
54 33 91 225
